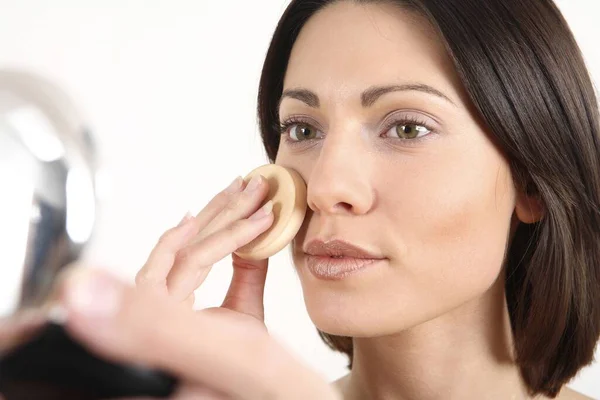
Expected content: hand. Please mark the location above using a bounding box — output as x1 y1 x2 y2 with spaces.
56 268 341 400
115 175 338 398
0 310 46 400
0 310 45 353
135 175 273 321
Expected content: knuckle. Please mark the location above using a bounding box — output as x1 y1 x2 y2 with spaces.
225 220 247 249
227 190 243 205
174 246 206 271
222 196 240 214
157 229 177 246
223 220 238 235
174 246 193 265
222 187 256 215
134 269 162 288
216 190 233 203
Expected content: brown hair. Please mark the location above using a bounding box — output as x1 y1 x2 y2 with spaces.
257 0 600 397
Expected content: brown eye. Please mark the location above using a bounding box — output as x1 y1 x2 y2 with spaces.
394 123 431 139
290 124 319 141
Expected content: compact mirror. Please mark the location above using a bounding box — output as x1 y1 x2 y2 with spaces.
0 69 175 399
0 69 97 317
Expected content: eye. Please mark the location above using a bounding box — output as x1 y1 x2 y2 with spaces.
385 122 432 139
289 124 318 141
291 124 315 141
279 117 323 144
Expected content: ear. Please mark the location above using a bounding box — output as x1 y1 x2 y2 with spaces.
514 184 545 224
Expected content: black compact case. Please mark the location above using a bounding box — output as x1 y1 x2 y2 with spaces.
0 322 177 400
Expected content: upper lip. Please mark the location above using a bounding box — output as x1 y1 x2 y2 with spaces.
304 239 385 259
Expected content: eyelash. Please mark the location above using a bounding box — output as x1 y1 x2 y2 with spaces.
278 115 436 147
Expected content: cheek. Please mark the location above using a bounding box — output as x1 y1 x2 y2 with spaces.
385 141 516 300
279 132 518 336
276 151 314 264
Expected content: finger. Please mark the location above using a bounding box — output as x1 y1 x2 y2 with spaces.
59 269 337 400
221 255 269 321
166 201 274 301
0 309 46 352
192 176 245 234
135 177 244 290
135 214 200 291
191 175 269 244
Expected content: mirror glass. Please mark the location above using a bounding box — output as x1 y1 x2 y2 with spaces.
0 69 97 318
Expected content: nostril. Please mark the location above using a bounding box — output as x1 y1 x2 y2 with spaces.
334 202 353 212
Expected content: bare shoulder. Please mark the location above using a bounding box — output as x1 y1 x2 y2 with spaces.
555 386 594 400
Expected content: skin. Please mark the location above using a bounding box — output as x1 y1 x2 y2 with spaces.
0 2 591 399
274 2 588 400
0 177 340 400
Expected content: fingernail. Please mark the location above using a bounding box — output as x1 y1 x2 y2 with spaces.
66 270 121 318
47 304 69 325
177 212 193 226
245 175 263 192
249 200 273 220
225 176 243 194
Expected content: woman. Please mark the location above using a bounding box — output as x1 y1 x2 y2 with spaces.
4 0 599 399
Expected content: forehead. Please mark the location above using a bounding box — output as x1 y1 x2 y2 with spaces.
283 1 464 105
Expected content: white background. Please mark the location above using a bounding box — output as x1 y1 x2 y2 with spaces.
0 0 598 397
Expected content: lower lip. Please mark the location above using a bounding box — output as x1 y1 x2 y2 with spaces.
305 255 384 280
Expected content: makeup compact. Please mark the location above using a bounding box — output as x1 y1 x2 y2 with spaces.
0 70 176 400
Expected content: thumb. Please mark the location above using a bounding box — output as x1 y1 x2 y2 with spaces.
0 310 46 352
221 254 268 321
58 269 292 400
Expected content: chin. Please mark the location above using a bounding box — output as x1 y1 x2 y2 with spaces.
295 256 498 339
303 291 471 339
293 257 422 337
304 296 428 338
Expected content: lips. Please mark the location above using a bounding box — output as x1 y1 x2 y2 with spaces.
304 239 383 259
303 239 385 280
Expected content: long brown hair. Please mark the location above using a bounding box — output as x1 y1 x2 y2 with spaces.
257 0 600 397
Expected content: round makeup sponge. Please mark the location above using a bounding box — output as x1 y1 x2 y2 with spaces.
234 164 307 260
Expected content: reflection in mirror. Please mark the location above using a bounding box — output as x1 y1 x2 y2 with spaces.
0 69 97 318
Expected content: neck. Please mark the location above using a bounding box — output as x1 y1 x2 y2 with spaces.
340 272 534 400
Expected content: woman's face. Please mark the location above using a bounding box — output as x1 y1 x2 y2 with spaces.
275 1 519 337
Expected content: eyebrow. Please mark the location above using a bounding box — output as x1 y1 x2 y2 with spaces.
279 83 456 109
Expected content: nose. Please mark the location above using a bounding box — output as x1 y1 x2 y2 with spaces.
306 132 375 215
